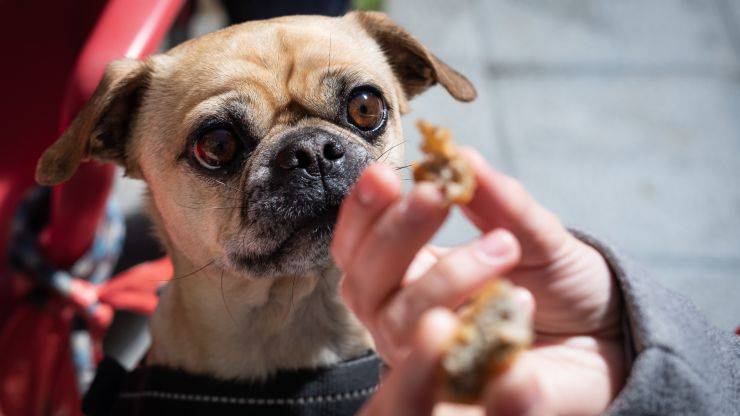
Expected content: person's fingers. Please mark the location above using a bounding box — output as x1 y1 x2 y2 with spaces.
331 164 401 269
340 183 449 323
376 229 521 351
459 148 575 266
359 309 458 416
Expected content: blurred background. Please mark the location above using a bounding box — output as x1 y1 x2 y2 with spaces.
396 0 740 332
115 0 740 330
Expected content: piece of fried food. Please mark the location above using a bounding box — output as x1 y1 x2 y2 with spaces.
440 280 533 403
412 120 475 205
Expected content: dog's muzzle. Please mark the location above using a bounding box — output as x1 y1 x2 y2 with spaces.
249 127 372 224
232 127 372 276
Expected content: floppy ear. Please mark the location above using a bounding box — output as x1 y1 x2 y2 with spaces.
36 58 152 186
351 11 477 103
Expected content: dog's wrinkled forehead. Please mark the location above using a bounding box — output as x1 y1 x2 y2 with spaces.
156 16 400 140
34 11 476 188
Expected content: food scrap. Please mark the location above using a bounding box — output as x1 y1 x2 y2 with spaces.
412 120 475 205
440 280 533 403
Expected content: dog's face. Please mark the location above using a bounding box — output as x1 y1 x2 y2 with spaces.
36 12 475 278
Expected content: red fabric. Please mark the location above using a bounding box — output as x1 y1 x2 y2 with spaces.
0 257 173 415
0 279 79 416
98 257 173 315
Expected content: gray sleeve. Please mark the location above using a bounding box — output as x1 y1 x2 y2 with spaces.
572 232 740 416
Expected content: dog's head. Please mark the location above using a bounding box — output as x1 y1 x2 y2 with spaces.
36 12 475 278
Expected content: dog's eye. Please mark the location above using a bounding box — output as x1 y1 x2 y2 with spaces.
193 129 241 170
347 88 386 131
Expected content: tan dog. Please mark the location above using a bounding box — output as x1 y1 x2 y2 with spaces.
37 11 475 382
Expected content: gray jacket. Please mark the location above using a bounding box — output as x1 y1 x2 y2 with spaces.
577 234 740 415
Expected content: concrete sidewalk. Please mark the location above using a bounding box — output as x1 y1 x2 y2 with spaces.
387 0 740 331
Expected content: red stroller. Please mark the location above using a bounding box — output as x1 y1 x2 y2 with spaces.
0 1 183 414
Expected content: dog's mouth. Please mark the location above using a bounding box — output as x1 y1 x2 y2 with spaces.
225 135 371 277
226 204 340 276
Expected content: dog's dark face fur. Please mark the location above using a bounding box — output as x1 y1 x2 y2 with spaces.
230 123 375 276
37 12 475 282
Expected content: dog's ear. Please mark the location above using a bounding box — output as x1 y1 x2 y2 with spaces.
351 11 477 104
36 58 152 186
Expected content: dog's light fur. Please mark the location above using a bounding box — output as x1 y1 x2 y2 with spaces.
37 12 475 380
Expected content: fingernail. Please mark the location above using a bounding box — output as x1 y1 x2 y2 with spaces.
520 375 548 416
356 176 375 206
486 365 548 416
401 183 446 222
476 229 516 260
357 165 400 206
512 287 536 321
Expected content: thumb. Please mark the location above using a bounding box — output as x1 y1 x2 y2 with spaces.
483 358 552 416
360 308 458 416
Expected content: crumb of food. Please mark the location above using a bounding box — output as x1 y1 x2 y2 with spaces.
412 120 476 205
440 280 533 403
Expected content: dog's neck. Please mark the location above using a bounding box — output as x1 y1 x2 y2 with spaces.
146 234 372 381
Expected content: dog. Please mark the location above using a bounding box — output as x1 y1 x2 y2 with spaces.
36 10 475 412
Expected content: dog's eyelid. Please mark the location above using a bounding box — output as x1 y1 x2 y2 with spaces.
345 81 383 96
322 70 386 98
188 115 230 137
188 113 257 145
345 83 394 116
225 114 262 147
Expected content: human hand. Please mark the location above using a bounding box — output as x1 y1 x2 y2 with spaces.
331 150 627 415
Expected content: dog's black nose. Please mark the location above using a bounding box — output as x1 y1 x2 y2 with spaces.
266 127 370 210
275 134 345 176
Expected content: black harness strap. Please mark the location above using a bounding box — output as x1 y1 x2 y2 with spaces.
84 351 382 415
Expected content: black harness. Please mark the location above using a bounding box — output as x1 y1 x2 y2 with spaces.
83 351 382 415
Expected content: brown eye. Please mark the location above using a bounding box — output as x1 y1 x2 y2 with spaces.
193 129 240 170
347 88 386 131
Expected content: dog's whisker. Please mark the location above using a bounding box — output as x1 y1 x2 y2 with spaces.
394 163 414 170
172 197 246 211
220 269 237 327
277 275 298 324
375 140 406 163
150 259 216 282
289 275 297 318
324 31 333 78
176 204 246 211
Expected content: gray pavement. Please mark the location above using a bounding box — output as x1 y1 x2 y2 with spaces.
388 0 740 331
113 0 740 331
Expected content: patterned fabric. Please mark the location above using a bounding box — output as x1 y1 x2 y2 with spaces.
7 187 125 393
83 352 382 416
